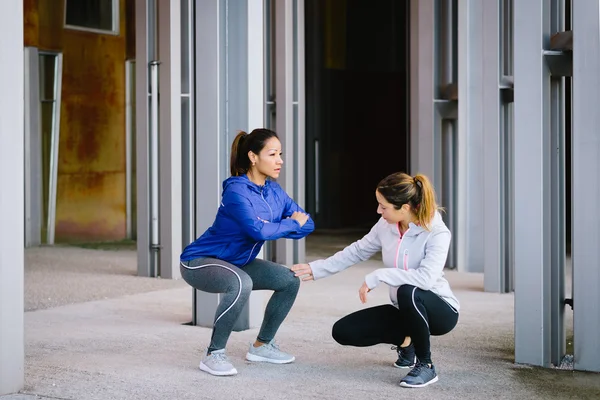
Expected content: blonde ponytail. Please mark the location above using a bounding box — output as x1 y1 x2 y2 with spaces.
412 174 440 230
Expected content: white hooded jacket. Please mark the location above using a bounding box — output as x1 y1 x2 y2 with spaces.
309 211 460 311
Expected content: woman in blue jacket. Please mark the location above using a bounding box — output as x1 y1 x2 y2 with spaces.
180 128 314 377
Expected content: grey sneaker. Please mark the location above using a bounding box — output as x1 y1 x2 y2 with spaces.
399 362 439 388
245 340 295 364
199 349 238 376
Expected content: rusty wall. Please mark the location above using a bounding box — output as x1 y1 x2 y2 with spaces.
24 0 131 241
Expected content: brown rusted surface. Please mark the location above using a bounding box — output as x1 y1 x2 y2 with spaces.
25 0 131 242
23 0 39 46
550 31 573 51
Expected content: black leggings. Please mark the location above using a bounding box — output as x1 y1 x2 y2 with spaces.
332 285 459 364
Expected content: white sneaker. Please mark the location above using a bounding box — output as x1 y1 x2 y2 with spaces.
245 340 295 364
199 349 238 376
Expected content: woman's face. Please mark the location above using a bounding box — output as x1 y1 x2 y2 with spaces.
249 137 283 180
375 190 410 224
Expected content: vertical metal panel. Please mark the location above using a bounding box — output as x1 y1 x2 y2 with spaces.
572 0 600 373
157 0 183 279
513 0 552 367
295 0 307 263
46 54 62 246
135 0 151 276
24 47 42 247
274 0 295 266
149 61 160 277
549 0 566 369
194 0 224 328
482 0 503 291
125 60 135 240
181 0 195 249
410 0 436 179
457 0 485 274
0 0 25 394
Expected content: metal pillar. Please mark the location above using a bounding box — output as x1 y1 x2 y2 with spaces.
513 0 558 368
572 0 600 373
192 0 264 331
135 0 153 277
24 47 42 247
271 0 306 266
410 0 436 180
157 0 183 279
412 0 458 269
135 0 183 279
0 0 25 394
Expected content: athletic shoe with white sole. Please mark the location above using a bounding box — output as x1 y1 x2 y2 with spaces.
245 340 295 364
199 349 238 376
399 362 439 388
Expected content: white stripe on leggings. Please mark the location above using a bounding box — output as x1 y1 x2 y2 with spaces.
411 286 430 330
180 261 243 325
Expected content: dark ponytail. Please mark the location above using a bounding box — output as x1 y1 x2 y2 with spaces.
376 172 441 230
230 131 249 176
229 128 279 176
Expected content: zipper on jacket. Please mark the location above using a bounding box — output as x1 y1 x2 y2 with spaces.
394 224 410 269
260 187 274 222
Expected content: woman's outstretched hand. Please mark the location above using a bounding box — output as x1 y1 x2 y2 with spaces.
291 263 314 281
359 281 371 304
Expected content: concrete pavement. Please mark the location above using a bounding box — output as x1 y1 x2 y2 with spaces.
2 235 599 400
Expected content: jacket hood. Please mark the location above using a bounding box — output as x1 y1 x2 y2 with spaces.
395 210 447 237
222 175 271 193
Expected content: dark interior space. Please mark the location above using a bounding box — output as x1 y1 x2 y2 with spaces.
305 0 410 231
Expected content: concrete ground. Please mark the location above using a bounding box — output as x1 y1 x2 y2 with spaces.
2 232 599 400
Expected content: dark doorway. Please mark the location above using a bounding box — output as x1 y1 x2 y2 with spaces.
305 0 410 230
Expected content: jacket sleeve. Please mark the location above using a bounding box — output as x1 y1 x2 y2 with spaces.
280 191 315 239
223 189 302 241
364 229 451 291
309 220 383 280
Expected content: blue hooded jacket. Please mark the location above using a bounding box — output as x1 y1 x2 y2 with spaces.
180 175 315 266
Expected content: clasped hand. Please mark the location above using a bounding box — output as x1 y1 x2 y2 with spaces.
289 211 309 227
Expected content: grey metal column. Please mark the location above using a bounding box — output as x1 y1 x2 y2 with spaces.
572 0 600 373
24 47 42 247
413 0 458 268
135 0 153 276
410 0 436 180
0 0 24 394
513 0 553 367
547 0 567 369
157 0 183 279
480 0 502 290
193 0 264 330
477 0 515 293
273 0 306 266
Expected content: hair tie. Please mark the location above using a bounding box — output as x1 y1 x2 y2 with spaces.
414 177 422 189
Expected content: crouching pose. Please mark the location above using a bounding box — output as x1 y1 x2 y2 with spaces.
292 172 458 388
181 128 314 376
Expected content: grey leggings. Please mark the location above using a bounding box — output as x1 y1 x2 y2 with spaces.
180 257 300 354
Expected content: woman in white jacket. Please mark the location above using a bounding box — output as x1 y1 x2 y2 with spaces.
292 172 459 388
